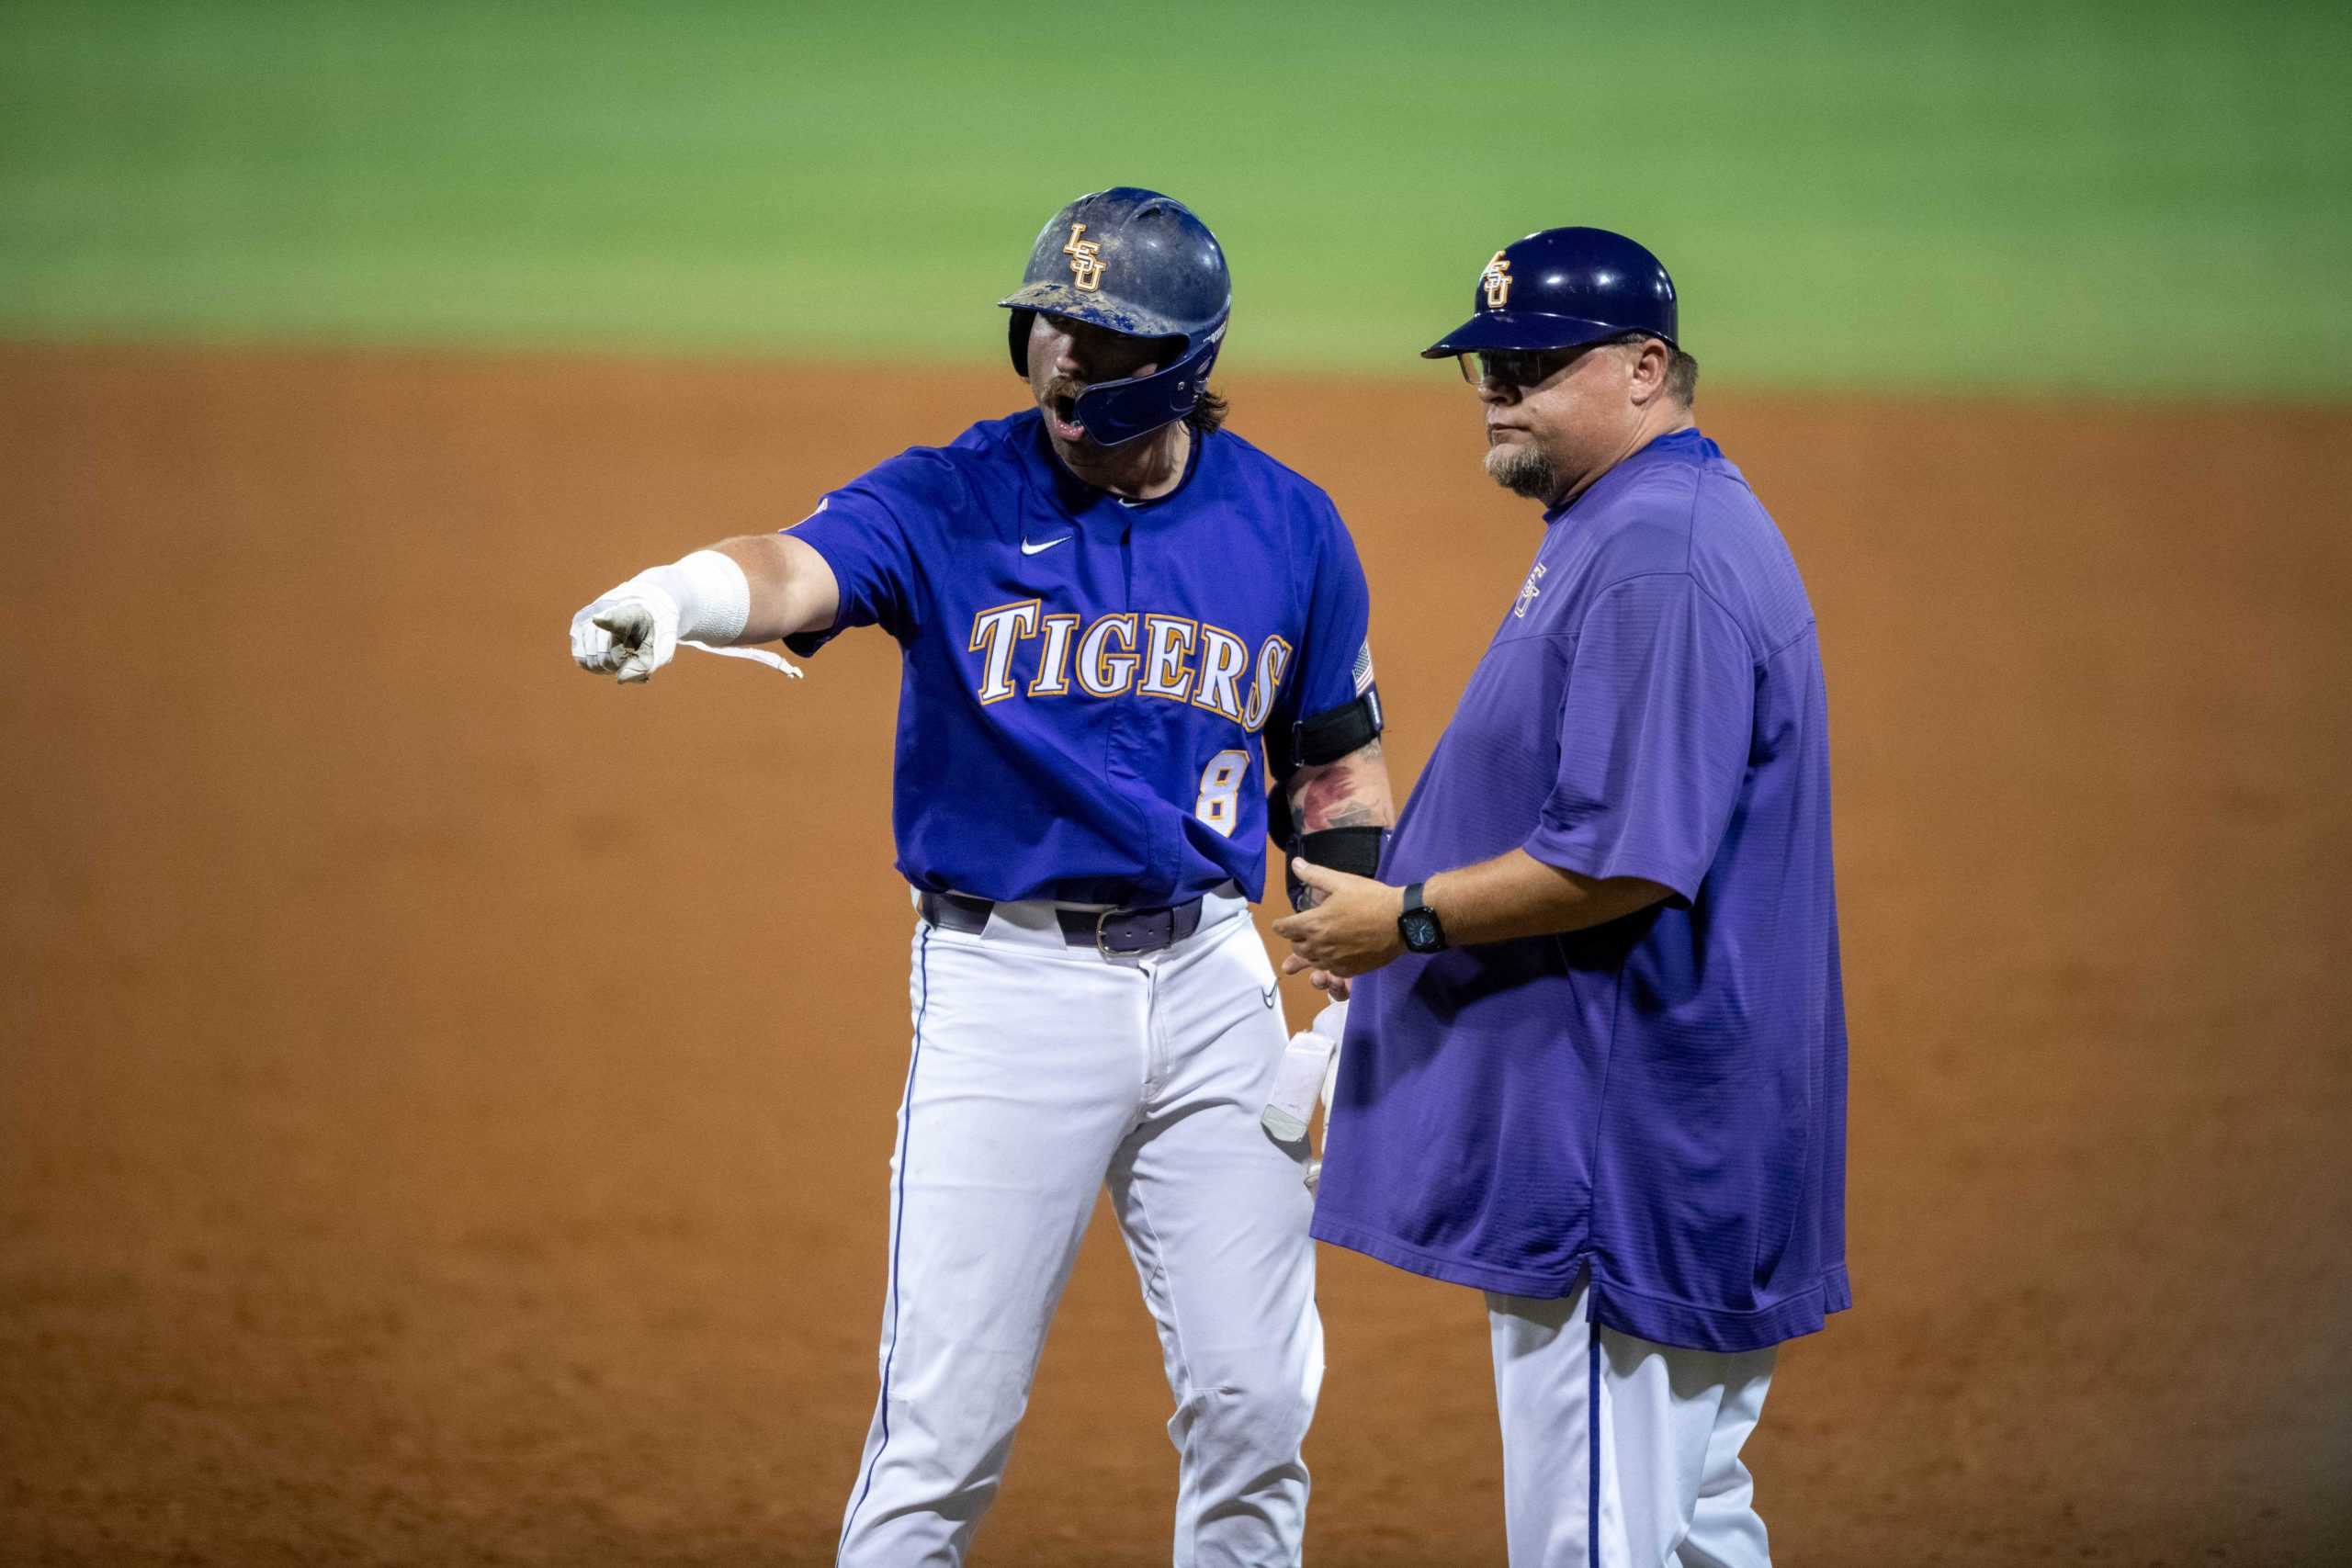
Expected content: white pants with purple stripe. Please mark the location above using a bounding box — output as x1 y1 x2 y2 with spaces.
837 888 1322 1567
1488 1284 1777 1568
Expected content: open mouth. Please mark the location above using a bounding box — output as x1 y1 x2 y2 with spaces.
1047 390 1088 442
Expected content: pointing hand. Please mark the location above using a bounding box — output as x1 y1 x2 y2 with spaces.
569 585 681 684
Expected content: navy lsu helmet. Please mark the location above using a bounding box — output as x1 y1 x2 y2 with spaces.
1422 226 1677 360
1001 187 1230 446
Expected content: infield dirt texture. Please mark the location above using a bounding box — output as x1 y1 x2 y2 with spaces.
6 0 2350 1557
4 344 2348 1564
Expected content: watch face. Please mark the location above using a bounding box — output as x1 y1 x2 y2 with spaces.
1401 908 1442 952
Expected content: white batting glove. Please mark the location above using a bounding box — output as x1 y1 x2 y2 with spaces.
569 550 751 685
1262 998 1350 1177
571 588 680 684
1261 1028 1329 1146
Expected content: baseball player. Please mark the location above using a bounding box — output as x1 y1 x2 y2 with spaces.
567 187 1393 1568
1272 228 1849 1566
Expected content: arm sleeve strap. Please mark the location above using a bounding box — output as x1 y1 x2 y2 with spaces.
1291 684 1384 769
1302 826 1385 877
1284 826 1389 909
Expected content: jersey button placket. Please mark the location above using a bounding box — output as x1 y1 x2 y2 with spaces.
1101 513 1161 897
1115 514 1180 896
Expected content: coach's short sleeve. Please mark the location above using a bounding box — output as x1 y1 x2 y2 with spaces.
1276 498 1375 731
781 449 965 654
1524 573 1754 903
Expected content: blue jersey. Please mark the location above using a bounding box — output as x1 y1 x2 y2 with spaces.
783 410 1373 907
1310 430 1849 1354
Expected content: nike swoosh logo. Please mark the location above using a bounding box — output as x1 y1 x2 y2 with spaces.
1261 985 1279 1009
1021 536 1073 556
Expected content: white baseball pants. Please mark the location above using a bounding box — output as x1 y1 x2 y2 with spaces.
1487 1284 1776 1568
836 888 1322 1568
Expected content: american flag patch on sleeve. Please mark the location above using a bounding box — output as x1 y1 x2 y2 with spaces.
1352 640 1375 694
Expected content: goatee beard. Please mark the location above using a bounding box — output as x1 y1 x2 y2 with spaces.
1486 444 1558 502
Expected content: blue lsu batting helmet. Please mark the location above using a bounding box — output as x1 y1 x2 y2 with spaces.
1422 226 1678 359
1001 187 1230 446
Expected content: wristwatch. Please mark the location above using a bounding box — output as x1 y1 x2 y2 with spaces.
1396 881 1449 953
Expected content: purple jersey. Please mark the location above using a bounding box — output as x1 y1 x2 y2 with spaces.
784 409 1372 907
1311 429 1849 1354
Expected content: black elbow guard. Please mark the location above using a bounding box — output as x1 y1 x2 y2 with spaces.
1304 826 1386 878
1272 685 1388 908
1292 684 1384 767
1285 827 1389 909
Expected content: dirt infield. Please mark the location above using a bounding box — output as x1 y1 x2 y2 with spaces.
4 343 2347 1566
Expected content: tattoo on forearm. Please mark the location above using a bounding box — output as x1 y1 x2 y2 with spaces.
1291 739 1395 830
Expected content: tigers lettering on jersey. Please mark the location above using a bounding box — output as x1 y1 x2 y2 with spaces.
783 410 1372 905
970 602 1290 727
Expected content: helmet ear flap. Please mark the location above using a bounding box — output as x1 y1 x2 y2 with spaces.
1007 308 1035 377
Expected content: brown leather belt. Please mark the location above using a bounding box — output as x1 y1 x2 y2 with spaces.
918 889 1205 956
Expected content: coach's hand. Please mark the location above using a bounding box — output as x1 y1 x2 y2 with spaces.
1272 860 1406 987
570 586 681 684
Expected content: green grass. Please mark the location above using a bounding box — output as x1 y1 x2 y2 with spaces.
4 0 2347 396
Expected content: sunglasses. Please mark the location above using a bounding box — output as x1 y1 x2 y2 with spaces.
1455 335 1649 389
